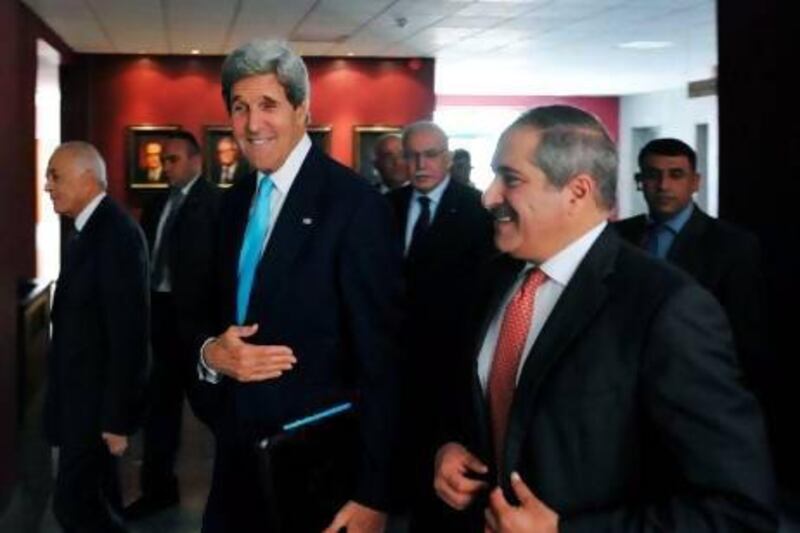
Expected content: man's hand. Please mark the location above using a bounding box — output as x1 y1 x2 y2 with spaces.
484 472 558 533
204 324 296 382
101 432 128 456
434 442 489 510
323 500 386 533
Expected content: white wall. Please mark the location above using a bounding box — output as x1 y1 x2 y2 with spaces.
618 88 718 218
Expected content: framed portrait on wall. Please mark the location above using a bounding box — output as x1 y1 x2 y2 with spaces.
352 125 402 185
126 125 181 189
203 125 251 188
308 124 332 154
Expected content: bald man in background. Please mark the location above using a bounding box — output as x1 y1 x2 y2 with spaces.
44 142 150 532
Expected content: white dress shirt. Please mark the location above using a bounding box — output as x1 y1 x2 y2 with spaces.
74 192 106 231
199 134 312 381
404 176 450 253
477 222 607 392
152 175 201 293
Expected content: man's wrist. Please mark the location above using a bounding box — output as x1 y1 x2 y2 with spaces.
198 337 221 383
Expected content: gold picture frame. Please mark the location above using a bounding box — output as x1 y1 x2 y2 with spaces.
126 125 181 190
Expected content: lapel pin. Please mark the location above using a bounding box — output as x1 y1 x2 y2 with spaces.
302 217 313 225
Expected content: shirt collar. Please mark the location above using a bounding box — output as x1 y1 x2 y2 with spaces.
75 192 106 231
412 176 450 206
257 134 312 196
533 221 607 287
648 202 694 234
177 174 201 195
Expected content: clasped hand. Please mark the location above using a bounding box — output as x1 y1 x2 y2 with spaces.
434 442 558 533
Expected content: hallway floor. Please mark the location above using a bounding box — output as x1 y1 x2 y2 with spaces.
0 394 213 533
3 391 800 532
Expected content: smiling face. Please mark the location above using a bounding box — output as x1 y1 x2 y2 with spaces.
483 126 575 263
229 74 308 173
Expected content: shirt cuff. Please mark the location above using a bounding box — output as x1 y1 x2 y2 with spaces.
198 337 222 384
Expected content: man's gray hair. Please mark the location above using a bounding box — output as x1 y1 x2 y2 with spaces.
221 40 310 112
57 141 108 190
401 121 449 149
511 105 617 210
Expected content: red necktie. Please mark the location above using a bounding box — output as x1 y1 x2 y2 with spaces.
488 268 547 470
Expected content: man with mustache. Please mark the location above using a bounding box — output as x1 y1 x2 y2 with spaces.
433 107 776 532
614 138 769 399
386 121 494 530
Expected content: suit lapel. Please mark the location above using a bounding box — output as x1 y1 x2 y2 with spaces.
503 228 618 473
53 198 110 312
667 204 707 266
414 181 461 260
245 148 325 322
395 187 412 231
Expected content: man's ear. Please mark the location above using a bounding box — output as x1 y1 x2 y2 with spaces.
567 173 594 206
691 172 702 193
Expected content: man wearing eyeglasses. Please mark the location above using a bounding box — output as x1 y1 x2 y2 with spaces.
614 138 769 400
386 121 495 530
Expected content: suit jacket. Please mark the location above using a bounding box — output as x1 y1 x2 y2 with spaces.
448 227 777 532
387 180 495 440
213 161 249 186
140 177 221 346
613 205 768 393
44 196 150 447
193 145 405 512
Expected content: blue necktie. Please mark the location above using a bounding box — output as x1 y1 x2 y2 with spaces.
237 176 274 324
647 223 676 259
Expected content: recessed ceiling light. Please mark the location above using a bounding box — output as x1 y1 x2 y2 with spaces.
617 41 674 50
190 49 201 55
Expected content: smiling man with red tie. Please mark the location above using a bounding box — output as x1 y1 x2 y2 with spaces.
433 105 777 533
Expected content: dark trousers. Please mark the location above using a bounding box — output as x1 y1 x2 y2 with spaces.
141 291 184 497
53 442 126 533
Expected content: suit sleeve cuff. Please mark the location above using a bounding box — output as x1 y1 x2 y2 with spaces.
198 337 222 384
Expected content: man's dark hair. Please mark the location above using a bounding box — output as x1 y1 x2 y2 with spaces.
167 130 201 156
638 138 697 171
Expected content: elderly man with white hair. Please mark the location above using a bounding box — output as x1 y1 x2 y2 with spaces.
44 141 149 533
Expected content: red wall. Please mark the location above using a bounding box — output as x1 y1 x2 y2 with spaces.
0 0 73 503
69 55 435 208
437 94 620 141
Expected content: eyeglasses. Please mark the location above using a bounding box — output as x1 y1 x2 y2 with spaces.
403 148 447 162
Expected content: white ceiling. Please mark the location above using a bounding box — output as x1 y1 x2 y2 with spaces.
21 0 717 95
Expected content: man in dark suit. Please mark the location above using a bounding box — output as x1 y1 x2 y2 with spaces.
125 131 220 519
433 106 777 532
386 121 494 529
190 40 404 533
212 135 249 186
44 141 149 532
614 138 768 396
